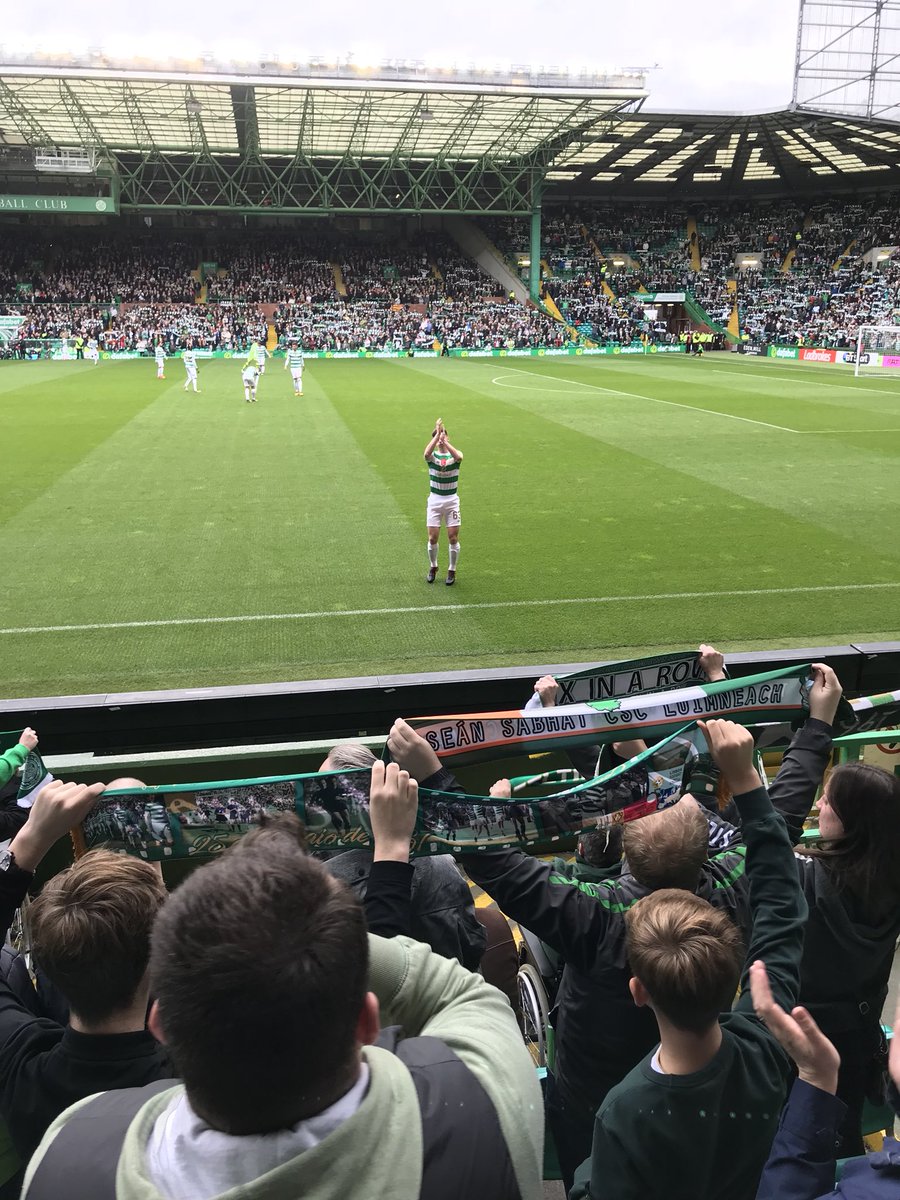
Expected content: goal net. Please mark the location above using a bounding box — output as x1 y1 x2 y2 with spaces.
854 325 900 376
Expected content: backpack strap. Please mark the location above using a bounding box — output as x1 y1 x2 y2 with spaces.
27 1035 520 1200
23 1080 178 1200
377 1028 520 1200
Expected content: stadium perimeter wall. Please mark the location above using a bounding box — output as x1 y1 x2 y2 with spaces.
1 643 898 772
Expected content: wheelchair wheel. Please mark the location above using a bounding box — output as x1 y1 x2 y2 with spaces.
517 962 550 1068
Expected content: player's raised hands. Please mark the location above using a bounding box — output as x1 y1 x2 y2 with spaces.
697 644 726 682
750 960 840 1095
17 728 38 751
370 760 418 863
386 718 442 782
807 663 843 726
698 719 761 795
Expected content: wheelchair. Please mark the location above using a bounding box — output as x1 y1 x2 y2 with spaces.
516 926 563 1069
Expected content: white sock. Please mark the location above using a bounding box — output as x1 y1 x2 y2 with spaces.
449 543 460 569
428 543 438 567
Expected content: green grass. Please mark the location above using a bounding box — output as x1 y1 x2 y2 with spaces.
1 352 899 699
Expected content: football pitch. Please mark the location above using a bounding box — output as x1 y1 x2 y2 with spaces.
2 352 899 700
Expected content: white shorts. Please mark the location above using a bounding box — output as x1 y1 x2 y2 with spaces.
242 370 258 385
291 367 304 383
185 366 197 380
426 493 461 528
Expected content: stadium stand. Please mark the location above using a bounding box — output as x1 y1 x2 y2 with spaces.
5 194 900 355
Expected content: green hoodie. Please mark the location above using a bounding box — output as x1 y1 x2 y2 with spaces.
0 744 27 792
23 934 544 1200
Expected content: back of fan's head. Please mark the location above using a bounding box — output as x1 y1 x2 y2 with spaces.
29 849 167 1026
625 889 744 1033
623 798 709 891
149 814 369 1134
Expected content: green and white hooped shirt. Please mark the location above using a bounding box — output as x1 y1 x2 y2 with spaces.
428 450 460 496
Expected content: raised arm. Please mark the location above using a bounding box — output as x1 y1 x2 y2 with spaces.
362 761 416 940
440 432 463 461
0 729 37 791
751 960 845 1200
700 720 807 1017
423 418 443 461
766 665 840 846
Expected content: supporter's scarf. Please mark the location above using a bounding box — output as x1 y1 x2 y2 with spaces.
79 728 694 861
847 687 900 733
554 649 710 703
406 665 825 766
0 730 52 808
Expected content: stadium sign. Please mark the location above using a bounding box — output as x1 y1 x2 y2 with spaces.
799 348 836 363
0 194 118 214
767 346 800 359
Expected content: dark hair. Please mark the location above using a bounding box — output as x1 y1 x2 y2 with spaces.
29 850 167 1025
579 825 623 869
150 814 368 1134
808 763 900 919
626 889 744 1033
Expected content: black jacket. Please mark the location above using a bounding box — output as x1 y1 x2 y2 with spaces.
325 849 486 970
452 722 824 1121
0 858 174 1176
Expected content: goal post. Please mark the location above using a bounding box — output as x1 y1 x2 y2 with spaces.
854 325 900 376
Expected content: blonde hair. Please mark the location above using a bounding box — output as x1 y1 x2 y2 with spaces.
625 889 744 1032
623 800 709 891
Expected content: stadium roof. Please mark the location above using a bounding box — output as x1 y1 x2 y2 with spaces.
0 60 647 161
543 106 900 197
2 60 900 208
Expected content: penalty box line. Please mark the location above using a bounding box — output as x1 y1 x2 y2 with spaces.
1 582 898 636
493 365 801 432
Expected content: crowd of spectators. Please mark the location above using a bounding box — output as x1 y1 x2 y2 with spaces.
481 196 900 347
0 647 897 1200
2 229 550 354
5 198 900 355
0 232 197 304
273 296 566 352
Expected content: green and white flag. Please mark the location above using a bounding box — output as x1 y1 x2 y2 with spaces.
847 688 900 733
0 729 52 808
81 728 697 862
407 664 830 766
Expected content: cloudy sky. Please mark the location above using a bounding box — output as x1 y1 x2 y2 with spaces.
2 0 801 112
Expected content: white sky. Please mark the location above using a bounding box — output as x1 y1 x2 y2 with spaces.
1 0 801 113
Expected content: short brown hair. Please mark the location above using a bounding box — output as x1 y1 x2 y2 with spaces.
626 890 744 1033
29 850 168 1024
624 800 709 891
150 813 368 1134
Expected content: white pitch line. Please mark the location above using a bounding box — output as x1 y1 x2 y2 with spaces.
797 428 900 434
708 367 900 398
1 582 897 636
495 365 800 432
